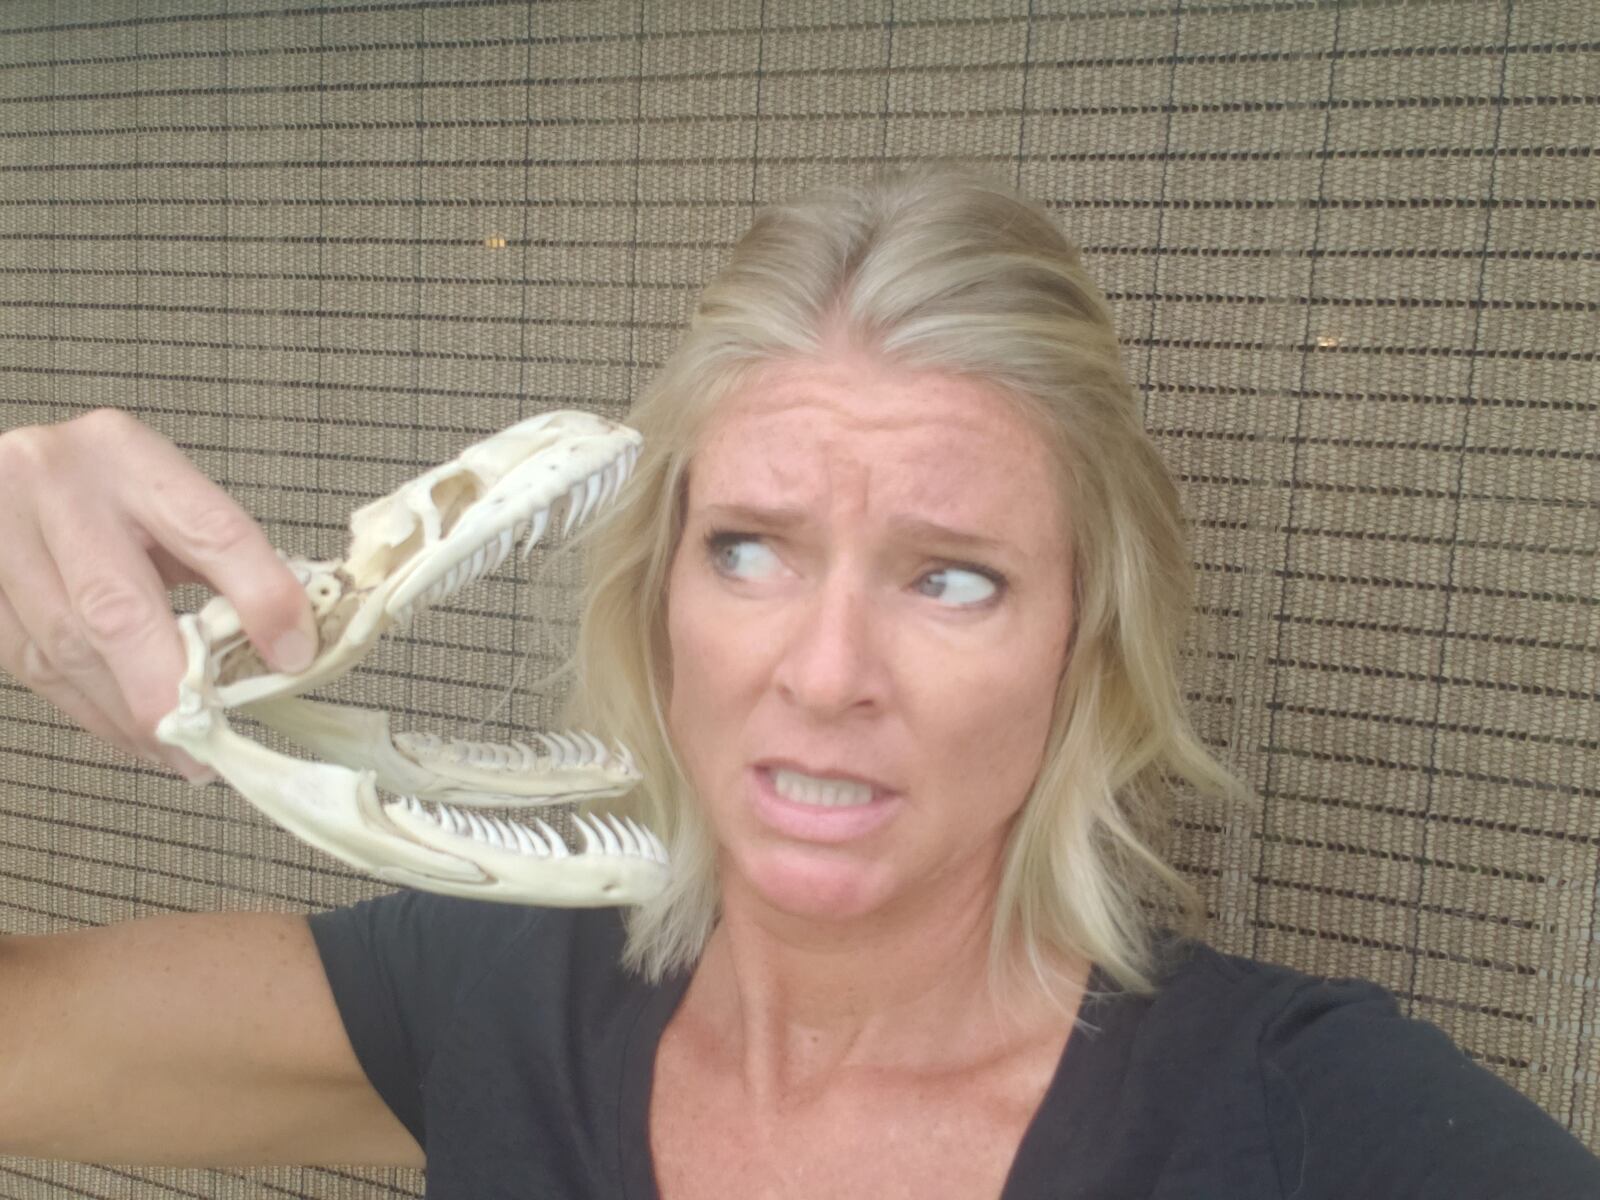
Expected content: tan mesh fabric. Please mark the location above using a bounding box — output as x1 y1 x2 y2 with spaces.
1 1 1595 1196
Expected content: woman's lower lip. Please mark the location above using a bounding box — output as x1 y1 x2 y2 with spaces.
749 767 900 843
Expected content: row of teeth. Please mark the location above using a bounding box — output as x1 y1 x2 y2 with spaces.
771 768 875 808
395 730 636 775
391 797 665 862
561 443 640 538
410 443 640 611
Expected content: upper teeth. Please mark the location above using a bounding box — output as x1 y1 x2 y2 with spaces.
772 768 875 808
397 447 635 618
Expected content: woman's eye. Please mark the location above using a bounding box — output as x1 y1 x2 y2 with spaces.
707 534 781 580
917 566 1000 607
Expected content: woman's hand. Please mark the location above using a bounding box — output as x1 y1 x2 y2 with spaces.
0 407 318 780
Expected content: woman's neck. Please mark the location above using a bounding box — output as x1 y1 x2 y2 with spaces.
679 864 1085 1100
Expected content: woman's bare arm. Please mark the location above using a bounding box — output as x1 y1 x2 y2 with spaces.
0 911 424 1167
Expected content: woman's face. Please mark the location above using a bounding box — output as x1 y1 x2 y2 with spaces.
664 350 1075 925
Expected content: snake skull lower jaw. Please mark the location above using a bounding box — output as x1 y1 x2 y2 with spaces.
156 410 669 906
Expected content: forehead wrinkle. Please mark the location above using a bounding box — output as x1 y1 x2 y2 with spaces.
689 361 1065 555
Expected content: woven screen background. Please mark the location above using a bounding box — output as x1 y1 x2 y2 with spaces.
1 1 1595 1196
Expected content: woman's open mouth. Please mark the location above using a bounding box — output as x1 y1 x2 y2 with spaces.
750 764 900 842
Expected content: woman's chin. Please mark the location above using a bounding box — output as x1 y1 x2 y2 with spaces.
727 844 898 924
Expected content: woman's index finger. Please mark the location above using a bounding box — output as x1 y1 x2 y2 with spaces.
116 425 319 675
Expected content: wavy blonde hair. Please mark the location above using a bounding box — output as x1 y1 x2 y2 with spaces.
566 163 1250 998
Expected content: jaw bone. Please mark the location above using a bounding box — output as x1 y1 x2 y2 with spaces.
156 411 668 906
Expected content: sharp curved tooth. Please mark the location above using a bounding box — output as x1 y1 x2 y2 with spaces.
552 732 582 766
510 819 542 856
642 823 667 863
561 482 583 537
533 732 559 765
465 540 493 587
616 742 636 776
482 816 508 848
491 526 515 573
597 460 620 508
463 545 487 585
535 816 569 858
488 815 519 848
582 731 608 764
563 732 588 766
622 816 655 861
607 813 639 856
463 811 491 843
591 812 622 856
520 508 549 558
396 795 420 816
511 740 537 770
572 813 600 855
441 805 465 834
580 469 603 525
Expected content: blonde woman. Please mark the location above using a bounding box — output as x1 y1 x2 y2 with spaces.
1 167 1595 1198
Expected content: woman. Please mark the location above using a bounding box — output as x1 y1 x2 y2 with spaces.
0 166 1595 1197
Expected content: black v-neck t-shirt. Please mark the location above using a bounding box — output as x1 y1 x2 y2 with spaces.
308 892 1600 1198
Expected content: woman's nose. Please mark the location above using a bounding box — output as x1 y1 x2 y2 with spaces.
770 575 886 717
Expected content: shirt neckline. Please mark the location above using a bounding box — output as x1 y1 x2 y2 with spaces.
614 961 1127 1200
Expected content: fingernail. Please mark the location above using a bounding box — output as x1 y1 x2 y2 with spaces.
184 766 219 787
272 629 315 673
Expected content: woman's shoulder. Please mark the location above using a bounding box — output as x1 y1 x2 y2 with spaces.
1130 936 1400 1046
1074 937 1600 1198
308 892 640 1031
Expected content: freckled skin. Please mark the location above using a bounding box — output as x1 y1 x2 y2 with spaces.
664 350 1076 927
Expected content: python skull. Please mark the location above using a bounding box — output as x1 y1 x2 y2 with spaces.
156 411 667 906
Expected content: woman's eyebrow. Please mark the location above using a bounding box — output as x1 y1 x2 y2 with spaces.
886 515 1010 556
699 502 809 531
700 503 1009 555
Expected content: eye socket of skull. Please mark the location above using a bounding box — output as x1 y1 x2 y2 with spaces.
428 473 484 536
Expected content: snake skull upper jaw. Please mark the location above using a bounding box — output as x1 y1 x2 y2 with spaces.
156 411 668 906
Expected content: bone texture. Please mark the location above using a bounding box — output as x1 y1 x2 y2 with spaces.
156 413 668 906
